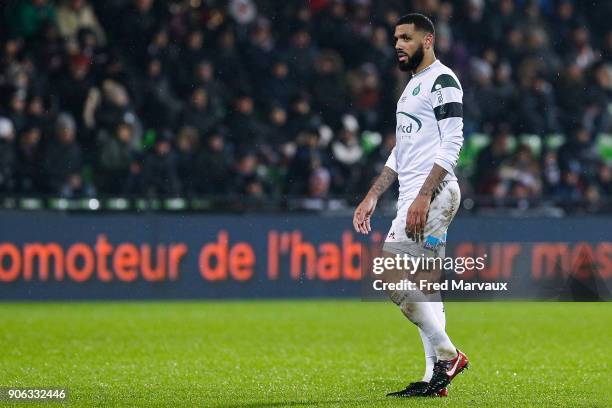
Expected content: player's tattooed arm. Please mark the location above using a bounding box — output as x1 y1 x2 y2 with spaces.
418 164 448 197
353 167 397 234
368 166 398 199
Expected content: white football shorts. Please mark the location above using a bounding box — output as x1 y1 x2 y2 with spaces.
383 180 460 257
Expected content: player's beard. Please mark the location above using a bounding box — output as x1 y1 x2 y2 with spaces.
398 44 424 73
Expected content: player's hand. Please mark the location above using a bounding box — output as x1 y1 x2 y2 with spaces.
353 194 377 234
405 195 430 242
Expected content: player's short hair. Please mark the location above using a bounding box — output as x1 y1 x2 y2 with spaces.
396 13 435 35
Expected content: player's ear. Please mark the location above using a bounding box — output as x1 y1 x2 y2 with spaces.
423 33 434 49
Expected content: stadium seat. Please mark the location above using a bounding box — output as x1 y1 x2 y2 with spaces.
518 134 542 156
596 133 612 162
544 134 565 151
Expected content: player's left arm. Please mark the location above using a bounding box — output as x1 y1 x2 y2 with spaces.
406 73 464 242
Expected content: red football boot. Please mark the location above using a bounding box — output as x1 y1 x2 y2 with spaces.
425 349 469 396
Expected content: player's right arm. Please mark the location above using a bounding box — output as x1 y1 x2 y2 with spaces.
353 149 398 234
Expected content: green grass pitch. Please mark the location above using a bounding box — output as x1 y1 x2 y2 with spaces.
0 301 610 407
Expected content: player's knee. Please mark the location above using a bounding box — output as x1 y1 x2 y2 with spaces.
390 290 423 316
389 289 408 306
399 298 417 316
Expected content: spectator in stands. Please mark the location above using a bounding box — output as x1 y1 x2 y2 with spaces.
264 104 289 147
190 60 229 111
176 30 211 95
43 113 83 193
259 58 296 109
364 25 395 77
497 144 542 199
596 163 611 197
53 54 93 129
96 120 139 193
284 25 317 84
483 0 517 49
228 92 266 150
6 90 28 134
330 114 363 194
313 0 355 67
464 59 501 134
585 62 611 134
25 94 52 131
348 63 383 130
257 104 287 166
15 124 44 193
555 63 588 133
474 124 512 195
286 127 326 196
311 50 348 129
89 80 142 148
558 126 601 182
142 130 180 196
228 0 257 33
195 127 232 195
554 170 583 202
0 0 608 210
214 27 250 95
542 149 562 196
517 75 560 135
602 30 612 63
123 152 145 195
175 126 199 196
245 18 276 85
118 0 163 63
308 166 331 199
8 0 56 38
146 28 178 71
287 92 320 139
33 22 65 76
230 150 269 198
56 0 106 45
568 26 597 70
59 172 95 198
0 117 16 192
140 58 182 130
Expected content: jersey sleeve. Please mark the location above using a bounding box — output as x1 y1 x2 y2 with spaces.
384 146 397 172
429 73 464 173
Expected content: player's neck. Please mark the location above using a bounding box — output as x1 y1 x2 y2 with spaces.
413 54 437 76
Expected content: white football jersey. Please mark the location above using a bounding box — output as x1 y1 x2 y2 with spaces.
385 59 464 201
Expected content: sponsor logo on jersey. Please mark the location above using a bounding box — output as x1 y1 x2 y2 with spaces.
396 112 422 134
396 123 415 134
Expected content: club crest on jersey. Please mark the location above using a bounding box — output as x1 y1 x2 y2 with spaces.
412 83 421 96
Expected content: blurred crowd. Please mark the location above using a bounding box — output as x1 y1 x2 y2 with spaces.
0 0 610 209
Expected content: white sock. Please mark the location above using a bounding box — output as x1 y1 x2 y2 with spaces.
419 297 447 381
400 299 456 360
419 328 437 382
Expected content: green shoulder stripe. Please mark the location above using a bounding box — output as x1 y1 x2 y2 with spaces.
431 74 461 92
